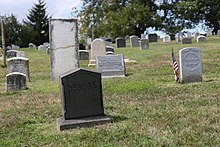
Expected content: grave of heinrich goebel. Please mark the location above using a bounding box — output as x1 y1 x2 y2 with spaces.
179 47 202 83
49 19 79 80
96 54 125 78
57 68 111 130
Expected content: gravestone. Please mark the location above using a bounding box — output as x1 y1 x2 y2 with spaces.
49 19 79 80
57 68 111 130
79 50 89 60
46 47 50 54
43 42 50 49
87 38 92 44
106 46 114 53
106 51 114 55
194 32 200 41
197 36 206 42
207 28 213 36
169 33 175 40
38 45 44 51
105 41 110 46
163 35 171 43
105 38 111 42
17 51 25 57
130 35 139 47
6 72 27 92
11 44 20 49
179 47 202 83
79 43 86 50
148 34 158 42
217 30 220 36
6 50 19 58
96 54 125 78
116 37 126 48
187 32 192 37
88 38 106 66
7 57 30 81
181 37 192 44
141 34 147 39
139 39 149 50
176 33 183 42
29 43 36 49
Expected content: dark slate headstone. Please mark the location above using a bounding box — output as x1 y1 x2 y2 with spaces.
148 34 158 42
106 46 114 53
6 72 27 92
169 33 175 40
96 54 125 78
57 69 111 130
105 38 111 42
6 50 19 58
181 37 192 44
116 37 126 48
79 50 89 60
79 43 86 50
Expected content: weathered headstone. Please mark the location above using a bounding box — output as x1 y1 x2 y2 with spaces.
194 32 200 41
57 68 111 130
197 36 206 42
163 35 171 43
38 45 44 51
139 39 149 50
29 43 36 49
116 37 126 48
106 46 114 53
207 28 213 36
141 34 147 39
130 35 139 47
7 57 30 81
148 34 158 42
6 50 19 58
88 38 106 66
179 47 202 83
49 19 79 80
79 50 89 60
96 54 125 78
6 72 27 92
181 37 192 44
176 33 183 42
11 44 20 49
17 51 25 58
105 38 111 42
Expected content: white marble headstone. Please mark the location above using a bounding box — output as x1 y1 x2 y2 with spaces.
179 47 202 83
49 19 79 80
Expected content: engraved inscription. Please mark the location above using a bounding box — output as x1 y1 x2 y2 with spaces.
184 52 200 70
97 56 123 71
66 81 97 93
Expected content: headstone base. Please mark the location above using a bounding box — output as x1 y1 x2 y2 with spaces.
57 115 112 131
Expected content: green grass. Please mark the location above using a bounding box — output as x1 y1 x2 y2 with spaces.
0 36 220 146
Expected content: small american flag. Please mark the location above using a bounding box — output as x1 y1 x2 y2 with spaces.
172 48 179 82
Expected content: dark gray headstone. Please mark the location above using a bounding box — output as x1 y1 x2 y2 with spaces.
6 50 19 58
79 43 86 50
96 54 125 78
79 50 89 60
6 72 27 92
181 37 192 44
116 37 126 48
106 46 114 53
58 69 111 130
148 34 158 42
169 34 175 40
105 38 111 42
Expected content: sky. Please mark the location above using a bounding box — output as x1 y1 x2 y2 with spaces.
0 0 82 22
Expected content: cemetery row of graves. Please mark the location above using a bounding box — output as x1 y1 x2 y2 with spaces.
0 19 220 145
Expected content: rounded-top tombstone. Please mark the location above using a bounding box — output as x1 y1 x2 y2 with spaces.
130 35 139 47
116 37 126 48
197 35 206 42
91 38 106 60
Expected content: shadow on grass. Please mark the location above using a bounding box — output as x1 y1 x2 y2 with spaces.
109 115 127 123
205 79 214 82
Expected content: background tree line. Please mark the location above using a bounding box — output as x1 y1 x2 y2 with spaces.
1 0 220 47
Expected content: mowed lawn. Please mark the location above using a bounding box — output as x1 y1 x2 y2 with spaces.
0 36 220 146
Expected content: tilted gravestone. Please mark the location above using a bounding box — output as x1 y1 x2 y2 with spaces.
49 19 79 80
88 38 106 66
57 68 111 130
7 57 30 81
179 47 202 83
130 35 139 47
96 54 125 78
6 72 27 92
139 39 149 50
181 37 192 44
116 37 126 48
148 34 158 42
197 36 206 42
79 50 89 60
163 35 171 43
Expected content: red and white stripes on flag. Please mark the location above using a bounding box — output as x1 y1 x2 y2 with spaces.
172 49 179 82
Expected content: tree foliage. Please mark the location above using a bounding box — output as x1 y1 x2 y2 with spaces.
24 0 49 45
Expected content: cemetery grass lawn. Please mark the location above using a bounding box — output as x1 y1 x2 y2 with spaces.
0 36 220 146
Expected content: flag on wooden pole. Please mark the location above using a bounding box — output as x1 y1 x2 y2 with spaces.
172 48 179 82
